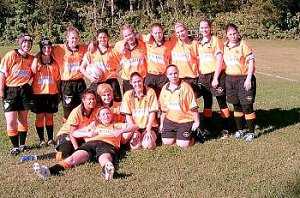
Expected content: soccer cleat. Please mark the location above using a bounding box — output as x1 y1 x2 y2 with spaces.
33 163 51 178
20 154 37 163
39 141 47 147
102 162 115 181
245 133 255 142
220 130 229 140
47 140 56 146
235 130 244 139
19 145 31 152
10 147 21 155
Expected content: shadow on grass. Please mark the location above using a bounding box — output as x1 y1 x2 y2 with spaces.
114 172 133 179
198 108 300 140
256 108 300 136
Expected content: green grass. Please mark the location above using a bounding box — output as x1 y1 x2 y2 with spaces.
1 40 300 198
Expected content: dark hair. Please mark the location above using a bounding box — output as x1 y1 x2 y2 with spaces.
166 64 178 72
198 19 212 40
39 37 52 52
130 72 143 81
66 25 79 37
224 23 238 33
81 88 96 100
97 28 109 37
150 23 164 31
18 33 33 47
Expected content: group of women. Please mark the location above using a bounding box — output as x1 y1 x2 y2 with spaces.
0 19 256 180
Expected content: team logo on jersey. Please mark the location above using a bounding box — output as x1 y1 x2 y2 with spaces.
246 96 253 101
182 131 191 138
64 96 72 104
3 101 9 109
216 87 224 94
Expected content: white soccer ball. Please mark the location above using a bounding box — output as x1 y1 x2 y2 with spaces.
86 64 102 80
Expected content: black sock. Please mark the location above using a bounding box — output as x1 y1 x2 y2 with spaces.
234 116 244 131
19 131 27 145
203 116 212 132
36 127 44 141
46 125 54 140
246 119 255 133
9 135 19 148
49 164 65 175
221 117 230 131
36 152 57 160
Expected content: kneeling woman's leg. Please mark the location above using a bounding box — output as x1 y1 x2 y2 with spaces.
129 131 142 150
176 121 194 148
161 118 177 145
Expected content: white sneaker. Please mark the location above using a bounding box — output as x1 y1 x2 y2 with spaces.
103 162 115 181
245 133 255 142
33 163 51 178
235 130 244 139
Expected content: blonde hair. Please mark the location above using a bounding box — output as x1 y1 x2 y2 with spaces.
174 22 187 30
97 83 113 98
66 25 79 37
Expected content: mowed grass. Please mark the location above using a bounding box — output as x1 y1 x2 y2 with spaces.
0 40 300 198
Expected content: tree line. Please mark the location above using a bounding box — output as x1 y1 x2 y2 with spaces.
0 0 299 44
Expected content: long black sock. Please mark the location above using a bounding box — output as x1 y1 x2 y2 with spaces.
46 125 54 140
49 164 65 175
19 131 27 145
9 135 19 148
246 119 255 133
36 126 44 141
203 116 212 133
234 116 244 131
221 117 230 131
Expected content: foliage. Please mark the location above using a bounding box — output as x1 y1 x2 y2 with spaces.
0 0 300 44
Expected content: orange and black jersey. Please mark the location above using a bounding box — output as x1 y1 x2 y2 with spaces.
223 40 255 76
0 49 33 87
31 55 60 94
52 44 87 81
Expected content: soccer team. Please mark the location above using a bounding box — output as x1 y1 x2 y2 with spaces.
0 20 256 180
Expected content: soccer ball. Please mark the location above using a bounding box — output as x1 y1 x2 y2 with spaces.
86 64 102 80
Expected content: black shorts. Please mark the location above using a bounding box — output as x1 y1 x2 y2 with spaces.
226 75 256 105
181 77 201 98
56 133 85 158
77 140 117 162
144 73 168 90
199 72 226 97
31 94 59 114
161 118 193 140
2 83 33 112
60 78 86 108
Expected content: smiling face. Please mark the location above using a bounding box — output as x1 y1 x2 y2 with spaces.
175 25 188 42
67 31 79 49
97 32 109 47
82 93 96 111
42 45 52 56
130 74 144 94
100 91 112 106
166 65 179 85
152 26 164 43
199 21 211 38
122 28 136 45
98 107 112 125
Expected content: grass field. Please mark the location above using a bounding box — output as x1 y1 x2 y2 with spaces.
0 40 300 198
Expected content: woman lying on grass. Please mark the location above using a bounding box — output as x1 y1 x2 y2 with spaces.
33 107 138 181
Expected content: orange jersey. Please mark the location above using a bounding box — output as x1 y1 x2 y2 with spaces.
57 104 99 136
170 38 199 78
84 122 125 149
143 35 172 75
223 40 255 76
83 47 118 81
0 50 33 87
198 35 225 74
113 40 147 80
120 87 158 129
159 81 198 123
52 44 87 81
109 101 125 123
31 56 60 94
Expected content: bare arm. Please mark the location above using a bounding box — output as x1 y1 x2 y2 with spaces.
244 58 255 91
0 73 5 98
211 52 224 88
191 110 200 131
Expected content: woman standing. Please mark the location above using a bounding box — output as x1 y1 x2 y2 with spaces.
31 37 60 146
0 33 34 155
223 23 256 142
80 28 122 102
198 19 230 139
